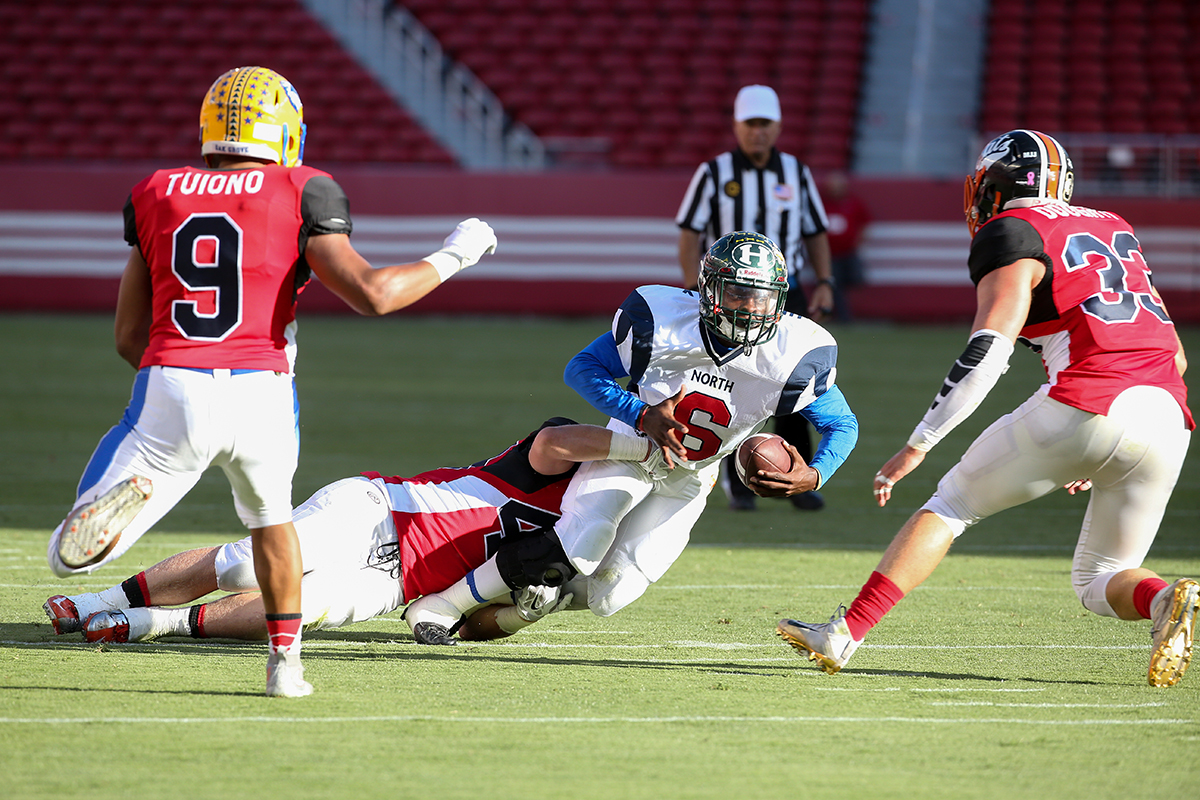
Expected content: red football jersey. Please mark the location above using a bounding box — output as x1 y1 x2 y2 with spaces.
124 164 350 373
970 201 1192 429
362 422 578 602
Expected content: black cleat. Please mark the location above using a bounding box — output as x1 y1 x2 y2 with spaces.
412 621 458 646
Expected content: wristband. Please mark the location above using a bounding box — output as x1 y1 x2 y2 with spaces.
425 250 465 283
816 278 836 288
635 404 649 432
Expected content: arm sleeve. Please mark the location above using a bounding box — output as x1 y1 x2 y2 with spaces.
797 385 858 488
906 329 1014 452
562 333 647 429
300 175 353 238
122 194 139 248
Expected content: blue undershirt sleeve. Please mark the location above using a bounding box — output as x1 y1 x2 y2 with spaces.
797 385 859 486
563 333 647 429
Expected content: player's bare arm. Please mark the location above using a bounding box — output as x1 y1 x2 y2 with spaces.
113 248 153 368
305 219 496 316
528 424 652 476
304 234 445 316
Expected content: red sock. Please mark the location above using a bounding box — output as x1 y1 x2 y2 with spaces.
266 613 303 654
1132 577 1169 620
844 571 906 641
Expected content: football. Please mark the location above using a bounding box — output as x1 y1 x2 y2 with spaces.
735 432 794 484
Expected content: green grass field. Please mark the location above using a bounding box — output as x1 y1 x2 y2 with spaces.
1 313 1197 799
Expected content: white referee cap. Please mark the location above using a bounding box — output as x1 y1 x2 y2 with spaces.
734 85 781 122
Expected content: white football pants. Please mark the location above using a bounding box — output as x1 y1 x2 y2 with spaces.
214 477 404 630
48 366 299 576
925 384 1191 617
556 457 720 617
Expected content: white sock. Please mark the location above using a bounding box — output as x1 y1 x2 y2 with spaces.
123 607 190 641
441 557 510 615
69 585 130 620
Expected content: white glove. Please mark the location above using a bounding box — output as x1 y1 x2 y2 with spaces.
513 584 574 622
426 218 497 282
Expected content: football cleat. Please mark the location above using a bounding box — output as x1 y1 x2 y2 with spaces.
44 595 82 635
57 476 153 569
411 622 458 646
266 649 313 698
402 593 465 644
84 610 130 643
1148 578 1199 687
777 606 862 674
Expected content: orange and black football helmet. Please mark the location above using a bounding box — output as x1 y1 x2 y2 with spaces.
964 129 1074 237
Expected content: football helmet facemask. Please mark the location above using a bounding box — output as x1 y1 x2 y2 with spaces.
200 66 306 167
698 231 788 352
964 129 1073 237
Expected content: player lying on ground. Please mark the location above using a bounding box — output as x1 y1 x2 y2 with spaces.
44 419 662 644
402 231 859 638
777 130 1197 687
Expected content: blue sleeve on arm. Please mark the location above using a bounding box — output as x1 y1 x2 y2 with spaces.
798 385 859 486
563 333 647 429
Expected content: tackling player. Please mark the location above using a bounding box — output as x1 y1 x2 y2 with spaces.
777 130 1197 687
403 231 859 636
43 420 662 645
42 66 498 697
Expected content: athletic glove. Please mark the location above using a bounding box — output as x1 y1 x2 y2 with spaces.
426 217 497 282
513 584 574 622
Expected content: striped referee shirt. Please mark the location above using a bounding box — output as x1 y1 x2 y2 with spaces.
675 148 828 283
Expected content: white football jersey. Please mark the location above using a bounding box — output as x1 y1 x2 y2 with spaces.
610 285 838 470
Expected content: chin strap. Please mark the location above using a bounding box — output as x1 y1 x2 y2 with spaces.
907 329 1014 452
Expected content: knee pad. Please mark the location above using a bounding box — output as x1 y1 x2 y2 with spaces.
495 533 578 589
1075 571 1119 619
214 541 260 592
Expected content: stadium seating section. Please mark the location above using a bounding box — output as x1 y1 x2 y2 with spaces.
0 0 454 165
980 0 1200 184
399 0 868 171
0 0 1195 171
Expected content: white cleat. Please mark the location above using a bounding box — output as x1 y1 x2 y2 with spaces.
58 476 153 568
1149 578 1199 687
776 606 863 675
266 650 313 698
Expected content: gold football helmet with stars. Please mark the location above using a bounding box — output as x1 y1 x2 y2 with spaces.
200 66 306 167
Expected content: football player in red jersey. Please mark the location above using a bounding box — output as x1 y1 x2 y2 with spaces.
43 419 661 645
43 66 497 697
778 130 1197 687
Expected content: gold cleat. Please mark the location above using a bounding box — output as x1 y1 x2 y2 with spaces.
1148 579 1199 687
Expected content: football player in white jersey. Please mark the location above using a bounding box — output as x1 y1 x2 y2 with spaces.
404 231 859 637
